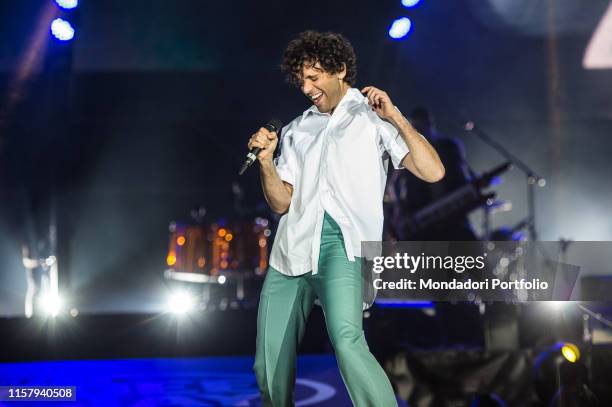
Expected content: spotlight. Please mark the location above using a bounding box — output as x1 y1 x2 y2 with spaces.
546 301 569 311
166 252 177 266
167 291 195 314
50 18 75 41
401 0 421 8
218 275 226 285
561 342 580 363
389 17 412 40
375 299 434 309
39 293 62 317
45 256 57 266
534 342 591 405
55 0 78 10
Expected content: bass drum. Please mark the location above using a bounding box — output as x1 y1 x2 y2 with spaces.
165 217 271 277
209 217 271 275
164 218 272 308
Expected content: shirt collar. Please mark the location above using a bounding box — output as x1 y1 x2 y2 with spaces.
302 87 364 118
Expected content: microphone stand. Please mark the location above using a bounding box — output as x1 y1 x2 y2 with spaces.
464 121 546 241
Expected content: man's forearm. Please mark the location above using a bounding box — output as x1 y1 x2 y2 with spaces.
390 113 445 182
259 161 292 214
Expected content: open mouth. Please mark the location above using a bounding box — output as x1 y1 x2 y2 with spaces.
310 92 323 104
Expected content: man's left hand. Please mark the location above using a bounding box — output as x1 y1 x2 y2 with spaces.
361 86 399 121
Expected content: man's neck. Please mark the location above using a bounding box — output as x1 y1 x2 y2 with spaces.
330 85 350 116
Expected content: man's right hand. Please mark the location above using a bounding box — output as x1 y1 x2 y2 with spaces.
248 127 278 164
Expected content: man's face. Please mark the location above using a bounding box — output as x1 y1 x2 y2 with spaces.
300 62 347 114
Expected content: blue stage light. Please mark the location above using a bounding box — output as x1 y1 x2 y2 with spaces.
401 0 421 8
388 17 412 40
375 299 434 309
55 0 78 10
50 18 75 41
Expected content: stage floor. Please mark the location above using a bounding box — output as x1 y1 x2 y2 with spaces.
0 355 355 406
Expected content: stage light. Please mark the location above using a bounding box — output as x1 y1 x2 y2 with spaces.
167 291 195 314
40 293 62 317
166 253 176 266
218 275 226 285
176 236 186 246
534 342 592 404
45 256 57 266
50 18 75 41
401 0 421 8
55 0 78 10
561 343 580 363
389 17 412 40
546 301 568 310
375 299 434 309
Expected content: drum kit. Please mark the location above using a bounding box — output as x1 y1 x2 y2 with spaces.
164 214 272 309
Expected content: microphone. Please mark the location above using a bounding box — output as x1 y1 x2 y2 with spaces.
238 119 283 175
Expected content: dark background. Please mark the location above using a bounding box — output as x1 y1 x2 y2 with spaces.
1 0 611 316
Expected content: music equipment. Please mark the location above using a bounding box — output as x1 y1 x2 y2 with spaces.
397 161 512 238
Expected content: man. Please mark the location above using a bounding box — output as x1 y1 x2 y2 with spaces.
385 107 478 241
248 31 444 406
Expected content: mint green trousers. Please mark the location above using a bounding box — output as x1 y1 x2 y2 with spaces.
254 213 397 406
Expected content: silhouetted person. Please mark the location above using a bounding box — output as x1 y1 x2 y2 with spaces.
386 107 477 241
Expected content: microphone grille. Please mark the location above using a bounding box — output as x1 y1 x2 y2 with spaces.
266 118 283 133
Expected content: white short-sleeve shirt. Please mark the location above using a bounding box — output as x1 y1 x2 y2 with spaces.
270 88 409 276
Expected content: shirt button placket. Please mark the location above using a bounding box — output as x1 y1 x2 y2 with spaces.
319 121 331 195
311 121 331 274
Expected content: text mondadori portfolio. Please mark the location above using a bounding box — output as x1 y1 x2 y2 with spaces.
373 278 549 290
370 253 549 291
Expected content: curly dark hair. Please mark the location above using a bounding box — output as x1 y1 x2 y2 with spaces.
281 31 357 87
